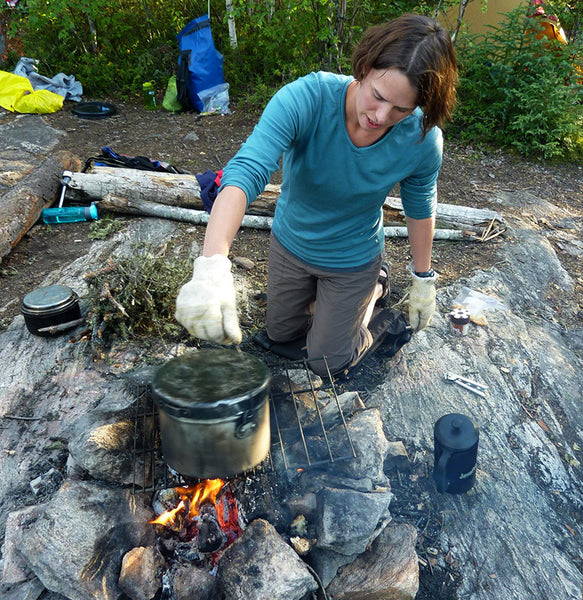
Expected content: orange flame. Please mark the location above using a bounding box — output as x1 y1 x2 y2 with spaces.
150 479 225 526
150 499 186 526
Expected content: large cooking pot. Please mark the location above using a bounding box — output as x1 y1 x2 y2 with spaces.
151 348 271 479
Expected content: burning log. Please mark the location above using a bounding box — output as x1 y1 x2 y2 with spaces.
150 479 244 560
197 502 228 553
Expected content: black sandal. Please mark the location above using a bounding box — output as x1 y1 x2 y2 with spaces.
254 330 307 361
376 262 390 307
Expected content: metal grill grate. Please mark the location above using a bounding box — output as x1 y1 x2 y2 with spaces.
269 357 356 471
131 356 356 493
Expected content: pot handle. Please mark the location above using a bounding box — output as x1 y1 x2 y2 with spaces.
235 409 257 439
434 449 451 493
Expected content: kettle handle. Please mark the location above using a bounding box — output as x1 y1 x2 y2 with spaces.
435 449 451 493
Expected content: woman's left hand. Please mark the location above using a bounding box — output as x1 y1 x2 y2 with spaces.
408 270 437 330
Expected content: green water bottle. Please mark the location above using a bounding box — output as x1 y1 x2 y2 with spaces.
143 81 157 110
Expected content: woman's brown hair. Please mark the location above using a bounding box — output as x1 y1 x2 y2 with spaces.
351 13 458 137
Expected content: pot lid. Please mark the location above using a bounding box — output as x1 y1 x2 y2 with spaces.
22 284 77 312
72 101 117 119
434 413 479 451
152 349 270 417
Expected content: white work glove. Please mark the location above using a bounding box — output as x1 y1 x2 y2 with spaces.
175 254 242 345
408 266 438 331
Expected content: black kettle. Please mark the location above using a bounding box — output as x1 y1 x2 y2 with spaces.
433 413 479 494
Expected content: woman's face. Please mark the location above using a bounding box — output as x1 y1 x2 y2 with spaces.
354 68 417 134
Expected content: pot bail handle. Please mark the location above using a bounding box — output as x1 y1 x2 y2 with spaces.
434 449 451 493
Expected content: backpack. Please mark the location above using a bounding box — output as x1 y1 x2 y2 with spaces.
176 14 225 113
83 147 185 174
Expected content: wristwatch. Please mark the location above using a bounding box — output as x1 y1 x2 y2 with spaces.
414 269 435 278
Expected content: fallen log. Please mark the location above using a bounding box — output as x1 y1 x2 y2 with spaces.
97 194 274 230
69 167 280 216
0 151 81 262
383 226 475 240
68 167 203 208
72 170 503 232
98 194 479 240
383 196 502 225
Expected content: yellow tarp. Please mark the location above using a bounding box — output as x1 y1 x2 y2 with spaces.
0 71 64 114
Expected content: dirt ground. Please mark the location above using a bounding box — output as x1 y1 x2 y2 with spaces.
1 96 582 334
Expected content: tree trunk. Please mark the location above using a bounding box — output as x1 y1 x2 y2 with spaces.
451 0 471 44
68 167 280 215
226 0 238 48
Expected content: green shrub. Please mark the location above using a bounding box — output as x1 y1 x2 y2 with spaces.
451 7 583 160
1 0 454 104
1 0 208 96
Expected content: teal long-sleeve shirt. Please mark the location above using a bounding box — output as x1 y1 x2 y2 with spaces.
221 71 443 270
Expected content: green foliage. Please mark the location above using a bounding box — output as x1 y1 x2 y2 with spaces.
84 249 191 341
88 214 126 240
1 0 207 96
452 7 583 159
7 0 582 160
2 0 455 102
222 0 456 107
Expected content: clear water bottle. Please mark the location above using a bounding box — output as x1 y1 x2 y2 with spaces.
142 81 157 110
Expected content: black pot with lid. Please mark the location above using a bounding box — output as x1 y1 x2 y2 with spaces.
152 348 271 479
433 413 479 494
21 284 81 337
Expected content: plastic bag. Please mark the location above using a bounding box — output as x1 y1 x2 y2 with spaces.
198 82 230 114
0 71 63 114
163 75 183 113
453 286 508 324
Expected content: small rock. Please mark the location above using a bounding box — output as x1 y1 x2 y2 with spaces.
290 536 313 556
172 564 216 600
232 256 255 270
384 440 409 470
118 546 166 600
183 132 199 143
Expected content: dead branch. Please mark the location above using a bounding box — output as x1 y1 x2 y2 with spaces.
37 318 86 335
101 282 129 317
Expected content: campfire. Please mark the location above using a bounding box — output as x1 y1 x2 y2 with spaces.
151 478 245 558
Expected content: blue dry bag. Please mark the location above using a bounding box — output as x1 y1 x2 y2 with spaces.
176 14 224 113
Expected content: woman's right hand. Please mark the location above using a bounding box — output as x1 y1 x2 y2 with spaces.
175 254 242 345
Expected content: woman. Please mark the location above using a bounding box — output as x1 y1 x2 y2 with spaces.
176 13 457 376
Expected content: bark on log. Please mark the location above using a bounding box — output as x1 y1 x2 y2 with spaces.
73 171 502 227
69 167 281 216
383 226 475 240
0 151 81 262
383 196 502 225
68 167 203 208
98 194 274 230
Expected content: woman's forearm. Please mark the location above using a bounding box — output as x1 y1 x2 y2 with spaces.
202 185 248 257
406 215 435 272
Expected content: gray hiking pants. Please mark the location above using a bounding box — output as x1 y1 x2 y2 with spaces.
266 235 381 375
